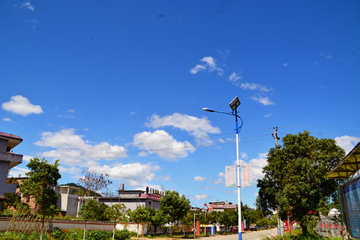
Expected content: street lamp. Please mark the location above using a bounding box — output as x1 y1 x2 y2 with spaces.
203 96 243 240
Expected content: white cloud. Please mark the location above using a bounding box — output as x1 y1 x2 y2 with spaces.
335 135 360 154
20 2 34 11
265 113 273 118
35 128 128 166
66 109 75 113
219 172 225 178
3 118 12 122
240 82 273 92
320 53 333 59
145 113 220 146
248 153 268 181
195 194 209 200
283 63 288 67
189 56 223 76
240 152 248 159
8 166 29 178
2 95 43 116
194 176 206 181
132 130 195 160
213 178 224 184
88 163 161 187
58 166 82 174
229 72 242 84
250 95 276 105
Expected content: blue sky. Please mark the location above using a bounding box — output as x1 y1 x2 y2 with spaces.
1 0 360 208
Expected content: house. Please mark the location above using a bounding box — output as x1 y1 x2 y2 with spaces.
98 185 163 211
208 200 237 213
0 132 23 208
59 185 81 217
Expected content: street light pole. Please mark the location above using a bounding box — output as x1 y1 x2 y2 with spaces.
203 96 243 240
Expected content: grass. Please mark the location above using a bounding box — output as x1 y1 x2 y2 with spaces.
262 229 342 240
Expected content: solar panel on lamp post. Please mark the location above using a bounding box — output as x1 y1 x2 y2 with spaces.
203 96 243 240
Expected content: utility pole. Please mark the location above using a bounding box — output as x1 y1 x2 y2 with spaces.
272 127 284 236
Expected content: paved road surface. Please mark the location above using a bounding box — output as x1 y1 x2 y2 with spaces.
197 228 278 240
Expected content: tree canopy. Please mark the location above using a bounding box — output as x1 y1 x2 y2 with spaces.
257 131 345 233
160 190 190 237
20 157 61 240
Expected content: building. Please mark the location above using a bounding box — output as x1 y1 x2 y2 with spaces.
208 200 237 213
0 132 23 202
99 185 163 211
59 185 81 217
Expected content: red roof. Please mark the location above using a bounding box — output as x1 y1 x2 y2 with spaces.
0 132 23 141
140 193 162 200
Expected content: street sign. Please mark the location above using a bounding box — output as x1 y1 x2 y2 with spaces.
225 165 252 187
225 165 236 187
241 164 253 187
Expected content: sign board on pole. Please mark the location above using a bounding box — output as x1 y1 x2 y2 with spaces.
225 166 236 187
241 164 253 187
225 164 253 187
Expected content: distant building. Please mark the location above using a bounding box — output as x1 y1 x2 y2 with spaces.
208 200 237 213
99 185 163 211
0 132 23 204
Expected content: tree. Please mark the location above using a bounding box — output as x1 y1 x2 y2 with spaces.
104 204 130 240
160 190 190 237
78 198 99 240
78 169 112 197
150 208 170 234
19 158 61 240
130 205 149 237
257 131 345 234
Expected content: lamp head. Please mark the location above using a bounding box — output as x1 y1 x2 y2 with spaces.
229 96 241 111
202 108 215 112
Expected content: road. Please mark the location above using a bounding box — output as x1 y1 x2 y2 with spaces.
197 228 278 240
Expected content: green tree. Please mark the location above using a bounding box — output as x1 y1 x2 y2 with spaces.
130 205 149 237
150 208 170 234
257 131 345 234
19 157 61 240
104 204 129 240
160 190 190 237
79 198 99 240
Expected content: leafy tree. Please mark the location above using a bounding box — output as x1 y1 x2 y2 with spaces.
19 157 61 240
160 190 190 237
79 198 100 240
104 204 130 240
78 169 112 197
181 211 195 232
150 208 170 233
257 131 345 234
130 205 149 236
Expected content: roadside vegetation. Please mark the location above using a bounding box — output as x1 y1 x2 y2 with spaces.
262 228 342 240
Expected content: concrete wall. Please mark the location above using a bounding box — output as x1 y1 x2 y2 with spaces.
0 139 8 152
0 161 10 197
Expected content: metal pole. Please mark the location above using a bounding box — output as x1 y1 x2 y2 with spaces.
235 108 242 240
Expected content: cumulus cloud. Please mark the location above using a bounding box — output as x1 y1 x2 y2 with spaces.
132 130 195 160
3 118 12 122
145 113 220 146
88 163 161 187
20 2 35 11
35 128 128 166
189 56 223 76
335 135 360 154
2 95 43 116
8 166 29 177
195 194 209 200
250 95 276 105
219 172 225 178
194 176 206 181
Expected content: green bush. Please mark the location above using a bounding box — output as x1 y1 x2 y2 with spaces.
0 229 133 240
